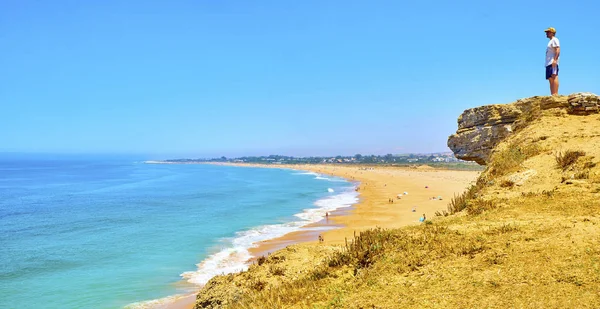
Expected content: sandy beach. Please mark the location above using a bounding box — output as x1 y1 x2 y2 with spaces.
166 163 479 309
248 164 479 250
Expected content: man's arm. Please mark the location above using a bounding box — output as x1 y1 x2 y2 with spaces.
553 46 560 67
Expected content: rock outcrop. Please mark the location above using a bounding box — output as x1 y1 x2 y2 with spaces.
448 93 600 165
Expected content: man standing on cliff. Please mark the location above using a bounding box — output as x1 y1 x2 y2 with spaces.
545 27 560 95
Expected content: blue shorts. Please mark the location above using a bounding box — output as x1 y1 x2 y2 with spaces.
546 65 559 79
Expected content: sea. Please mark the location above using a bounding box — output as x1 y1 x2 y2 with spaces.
0 155 358 309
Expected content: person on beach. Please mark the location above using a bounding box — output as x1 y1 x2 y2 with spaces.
419 214 426 223
544 27 560 95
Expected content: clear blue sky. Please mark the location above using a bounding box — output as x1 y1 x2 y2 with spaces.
2 0 599 158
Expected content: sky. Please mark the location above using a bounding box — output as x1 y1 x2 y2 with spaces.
1 0 599 159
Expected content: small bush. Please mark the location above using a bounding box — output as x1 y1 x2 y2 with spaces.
309 268 330 280
446 178 486 215
250 279 267 291
467 198 497 215
574 170 590 179
435 210 449 217
328 250 352 267
485 251 507 265
269 264 285 276
269 255 286 263
257 256 267 266
521 191 537 197
555 150 586 170
542 189 555 198
500 179 515 188
485 224 519 235
327 228 395 269
448 192 469 214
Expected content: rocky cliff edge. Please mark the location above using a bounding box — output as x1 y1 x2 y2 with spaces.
448 92 600 165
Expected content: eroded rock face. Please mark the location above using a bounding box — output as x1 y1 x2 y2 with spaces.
448 93 599 165
568 92 600 114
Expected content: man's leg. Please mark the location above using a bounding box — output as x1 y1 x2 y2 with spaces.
548 76 558 95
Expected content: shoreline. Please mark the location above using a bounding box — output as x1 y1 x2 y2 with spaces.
156 163 479 309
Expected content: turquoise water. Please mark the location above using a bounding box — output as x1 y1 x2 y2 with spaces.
0 157 357 308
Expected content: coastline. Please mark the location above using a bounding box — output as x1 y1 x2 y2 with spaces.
161 163 478 309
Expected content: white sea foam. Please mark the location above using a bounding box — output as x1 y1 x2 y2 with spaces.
314 176 347 182
328 188 334 192
124 293 194 309
129 187 359 309
180 189 359 286
292 171 319 176
292 171 346 182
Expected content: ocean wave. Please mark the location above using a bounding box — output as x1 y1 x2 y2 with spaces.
291 171 319 176
180 189 359 286
291 170 347 183
314 176 347 182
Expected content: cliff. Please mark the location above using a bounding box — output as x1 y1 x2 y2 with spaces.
448 93 600 165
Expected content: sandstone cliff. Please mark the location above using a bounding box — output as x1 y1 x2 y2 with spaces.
448 93 600 165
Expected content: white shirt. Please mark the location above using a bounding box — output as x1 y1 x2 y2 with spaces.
546 37 560 66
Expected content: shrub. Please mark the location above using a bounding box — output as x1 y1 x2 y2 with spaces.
448 191 469 214
555 150 586 170
447 181 482 214
466 198 497 215
574 170 590 179
328 228 395 269
435 210 449 217
583 161 597 169
250 279 267 291
269 264 285 276
309 268 330 280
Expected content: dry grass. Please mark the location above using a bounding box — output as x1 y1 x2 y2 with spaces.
555 150 586 170
268 264 285 276
574 170 590 179
500 179 515 188
488 143 542 177
466 198 498 215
